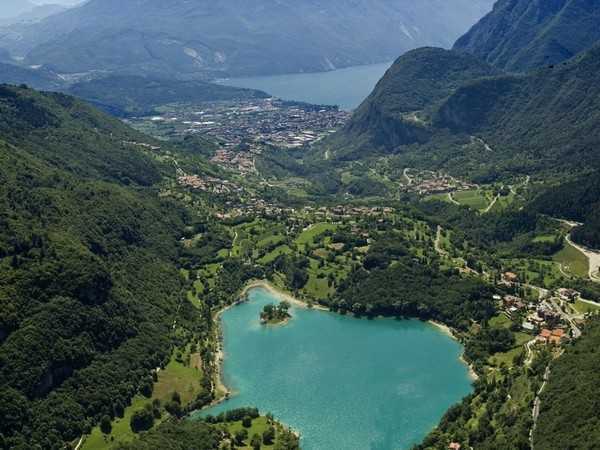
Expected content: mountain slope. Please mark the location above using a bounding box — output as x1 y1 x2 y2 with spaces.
320 43 600 180
0 84 164 184
0 62 63 90
66 75 269 116
0 0 36 19
0 85 199 448
435 44 600 174
534 318 600 449
0 4 66 26
1 0 494 77
322 48 499 159
454 0 600 72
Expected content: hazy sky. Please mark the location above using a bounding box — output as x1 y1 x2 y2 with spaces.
32 0 83 6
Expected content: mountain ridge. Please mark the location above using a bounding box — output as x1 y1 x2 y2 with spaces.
454 0 600 71
0 0 495 78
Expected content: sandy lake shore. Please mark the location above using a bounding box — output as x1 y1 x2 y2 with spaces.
241 279 330 311
429 320 479 381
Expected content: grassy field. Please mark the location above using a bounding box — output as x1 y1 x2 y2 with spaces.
573 299 600 315
553 241 589 278
488 332 531 368
424 193 453 203
82 349 204 450
295 222 338 250
489 314 512 329
258 245 293 265
453 190 491 211
504 258 567 289
221 416 295 449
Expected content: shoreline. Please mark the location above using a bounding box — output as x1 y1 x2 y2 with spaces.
206 282 478 415
429 320 479 381
205 279 329 412
241 280 330 311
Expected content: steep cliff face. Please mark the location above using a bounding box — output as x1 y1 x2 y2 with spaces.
454 0 600 71
0 0 494 77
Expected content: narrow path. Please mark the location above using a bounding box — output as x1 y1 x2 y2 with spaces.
447 192 460 205
524 339 537 367
472 136 493 152
579 298 600 308
403 168 413 185
483 194 500 213
229 230 239 257
557 262 572 279
434 225 448 257
530 365 551 448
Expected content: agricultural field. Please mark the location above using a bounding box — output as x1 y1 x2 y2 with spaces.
452 189 493 211
572 299 600 315
553 241 589 278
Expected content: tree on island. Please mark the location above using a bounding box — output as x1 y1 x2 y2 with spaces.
260 301 291 324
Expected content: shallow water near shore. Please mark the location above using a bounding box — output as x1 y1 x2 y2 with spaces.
196 287 472 449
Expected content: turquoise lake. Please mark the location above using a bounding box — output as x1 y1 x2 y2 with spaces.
219 62 392 111
198 287 472 450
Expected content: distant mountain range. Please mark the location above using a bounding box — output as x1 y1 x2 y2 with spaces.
0 64 269 116
0 0 494 78
0 4 66 27
454 0 600 72
323 0 600 174
0 0 37 19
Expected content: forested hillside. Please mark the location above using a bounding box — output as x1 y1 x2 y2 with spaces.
531 173 600 248
0 62 63 90
435 44 600 176
323 48 498 159
317 43 600 184
0 85 193 449
534 318 600 449
454 0 600 72
66 76 269 117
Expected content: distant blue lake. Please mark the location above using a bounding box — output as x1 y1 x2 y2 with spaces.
219 62 392 110
197 287 472 450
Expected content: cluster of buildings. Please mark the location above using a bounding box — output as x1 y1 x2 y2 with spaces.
122 140 161 151
211 148 255 175
304 205 395 220
497 272 582 346
177 174 242 195
210 203 397 224
135 98 350 155
401 169 477 195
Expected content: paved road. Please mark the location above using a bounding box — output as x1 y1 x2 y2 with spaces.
548 297 582 339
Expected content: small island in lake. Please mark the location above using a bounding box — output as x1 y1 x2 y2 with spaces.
260 301 292 325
